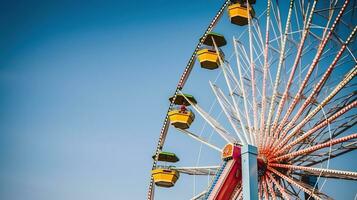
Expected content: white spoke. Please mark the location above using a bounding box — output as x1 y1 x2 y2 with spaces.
212 38 251 144
180 91 237 143
190 190 207 200
210 82 248 144
175 166 220 176
265 0 295 138
176 128 222 152
247 1 259 144
234 39 255 143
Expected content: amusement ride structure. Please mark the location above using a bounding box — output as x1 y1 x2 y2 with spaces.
148 0 357 199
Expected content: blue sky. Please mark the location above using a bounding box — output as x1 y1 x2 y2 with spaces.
0 1 223 199
0 1 356 200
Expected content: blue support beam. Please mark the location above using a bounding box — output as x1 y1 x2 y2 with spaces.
241 145 258 200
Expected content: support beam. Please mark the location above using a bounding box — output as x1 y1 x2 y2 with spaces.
242 145 258 200
174 166 220 176
190 190 207 200
180 91 237 143
176 128 222 152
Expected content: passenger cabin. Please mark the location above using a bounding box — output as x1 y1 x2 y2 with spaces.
228 3 255 26
151 168 180 187
197 49 221 70
151 152 180 188
197 32 226 70
168 109 195 129
168 93 196 129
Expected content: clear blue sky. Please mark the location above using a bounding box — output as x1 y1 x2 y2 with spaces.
0 1 356 200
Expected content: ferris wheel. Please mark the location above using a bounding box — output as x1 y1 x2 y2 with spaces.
148 0 357 199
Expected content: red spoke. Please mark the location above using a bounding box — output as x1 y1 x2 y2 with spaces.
269 163 357 180
268 166 322 200
274 100 357 156
272 133 357 162
266 171 291 200
271 26 357 150
273 0 351 142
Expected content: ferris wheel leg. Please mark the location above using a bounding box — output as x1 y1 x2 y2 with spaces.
241 145 258 200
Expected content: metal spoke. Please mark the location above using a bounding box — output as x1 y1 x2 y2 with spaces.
175 166 220 176
273 133 357 161
181 91 237 143
270 163 357 180
268 166 330 200
273 0 351 143
176 128 222 152
272 67 357 155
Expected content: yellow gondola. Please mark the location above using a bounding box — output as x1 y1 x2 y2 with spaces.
228 3 255 26
197 32 226 70
151 168 180 188
197 49 223 70
168 109 195 129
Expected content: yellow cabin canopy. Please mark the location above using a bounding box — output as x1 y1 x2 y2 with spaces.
151 168 180 188
168 109 195 129
228 3 256 26
200 32 227 47
169 93 197 106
